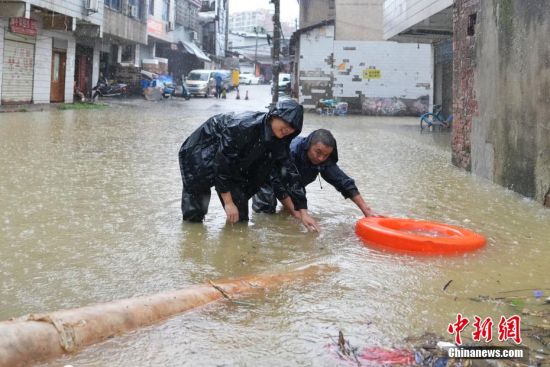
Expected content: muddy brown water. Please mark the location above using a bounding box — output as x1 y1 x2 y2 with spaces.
1 88 548 366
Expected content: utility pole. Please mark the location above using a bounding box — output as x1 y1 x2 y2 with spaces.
224 0 229 58
271 0 281 105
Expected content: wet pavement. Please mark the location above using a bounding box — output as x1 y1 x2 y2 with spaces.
0 85 549 366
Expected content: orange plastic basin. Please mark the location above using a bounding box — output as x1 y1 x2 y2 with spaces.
355 217 486 254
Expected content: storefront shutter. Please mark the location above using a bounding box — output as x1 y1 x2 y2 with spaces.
2 39 35 104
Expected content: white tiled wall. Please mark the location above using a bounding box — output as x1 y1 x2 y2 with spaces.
65 38 75 103
296 24 433 114
33 34 52 103
333 40 432 99
33 30 76 104
298 25 335 108
0 20 5 99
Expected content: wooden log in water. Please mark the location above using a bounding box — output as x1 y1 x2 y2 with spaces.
0 264 334 367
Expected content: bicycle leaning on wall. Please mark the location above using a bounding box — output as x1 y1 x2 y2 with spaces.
420 105 453 132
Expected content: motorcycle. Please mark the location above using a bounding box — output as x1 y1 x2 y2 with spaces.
92 81 128 99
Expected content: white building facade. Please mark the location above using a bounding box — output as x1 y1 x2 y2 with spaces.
0 0 103 104
295 22 432 115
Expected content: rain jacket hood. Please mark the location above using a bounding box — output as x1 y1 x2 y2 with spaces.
267 99 303 139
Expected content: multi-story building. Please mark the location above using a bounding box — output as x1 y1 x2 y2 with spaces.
198 0 228 63
0 0 104 104
0 0 220 105
292 0 432 115
154 0 211 81
229 8 272 34
100 0 148 83
383 0 550 207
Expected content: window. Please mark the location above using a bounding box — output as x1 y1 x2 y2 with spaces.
121 45 135 63
105 0 121 11
162 0 169 21
129 0 142 19
149 0 154 15
467 13 477 36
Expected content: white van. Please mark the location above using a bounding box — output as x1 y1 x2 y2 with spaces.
184 70 216 98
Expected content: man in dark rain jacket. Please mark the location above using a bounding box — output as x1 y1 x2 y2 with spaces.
178 99 319 231
252 129 374 218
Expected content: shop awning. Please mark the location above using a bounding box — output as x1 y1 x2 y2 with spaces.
179 41 211 62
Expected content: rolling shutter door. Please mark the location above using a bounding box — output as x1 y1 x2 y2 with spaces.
2 39 35 104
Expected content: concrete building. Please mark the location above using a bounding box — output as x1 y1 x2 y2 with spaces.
228 31 269 76
0 0 103 104
293 0 432 115
100 0 147 84
229 8 272 34
0 0 221 104
228 30 291 80
198 0 228 64
384 0 550 207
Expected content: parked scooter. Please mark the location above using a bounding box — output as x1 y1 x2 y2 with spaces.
157 74 175 99
92 79 128 99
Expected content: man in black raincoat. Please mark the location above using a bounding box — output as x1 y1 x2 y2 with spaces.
252 129 374 218
178 99 319 231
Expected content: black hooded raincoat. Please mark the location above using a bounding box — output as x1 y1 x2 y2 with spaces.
178 99 308 220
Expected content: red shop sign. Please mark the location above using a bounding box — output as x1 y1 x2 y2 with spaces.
9 17 37 37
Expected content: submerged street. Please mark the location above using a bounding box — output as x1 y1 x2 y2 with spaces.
1 85 549 366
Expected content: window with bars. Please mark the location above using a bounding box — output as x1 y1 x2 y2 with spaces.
162 0 169 21
106 0 121 10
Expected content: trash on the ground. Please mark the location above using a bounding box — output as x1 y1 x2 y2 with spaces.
143 87 162 101
327 331 414 366
443 280 453 291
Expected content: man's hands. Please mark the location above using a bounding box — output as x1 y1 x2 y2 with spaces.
224 202 239 223
281 197 319 231
351 194 376 217
220 192 239 223
299 209 320 232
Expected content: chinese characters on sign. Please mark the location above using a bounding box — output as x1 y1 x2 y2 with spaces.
9 17 37 37
363 68 381 79
448 314 522 345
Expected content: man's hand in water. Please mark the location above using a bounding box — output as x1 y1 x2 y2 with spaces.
299 210 320 232
220 192 239 223
224 203 239 223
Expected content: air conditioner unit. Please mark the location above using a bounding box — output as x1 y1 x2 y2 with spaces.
85 0 99 13
167 21 175 31
129 5 138 18
190 31 198 41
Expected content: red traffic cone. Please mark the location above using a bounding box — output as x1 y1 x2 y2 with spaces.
245 90 249 100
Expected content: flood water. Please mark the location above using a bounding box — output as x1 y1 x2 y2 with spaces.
1 87 549 366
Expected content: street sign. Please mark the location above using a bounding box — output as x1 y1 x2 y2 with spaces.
363 68 381 79
9 17 37 37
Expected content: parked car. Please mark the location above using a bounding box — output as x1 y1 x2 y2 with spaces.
271 73 291 94
239 72 260 85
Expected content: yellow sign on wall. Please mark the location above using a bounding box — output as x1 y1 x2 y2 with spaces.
363 69 381 79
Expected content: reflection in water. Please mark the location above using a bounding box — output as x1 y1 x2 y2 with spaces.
1 99 549 366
